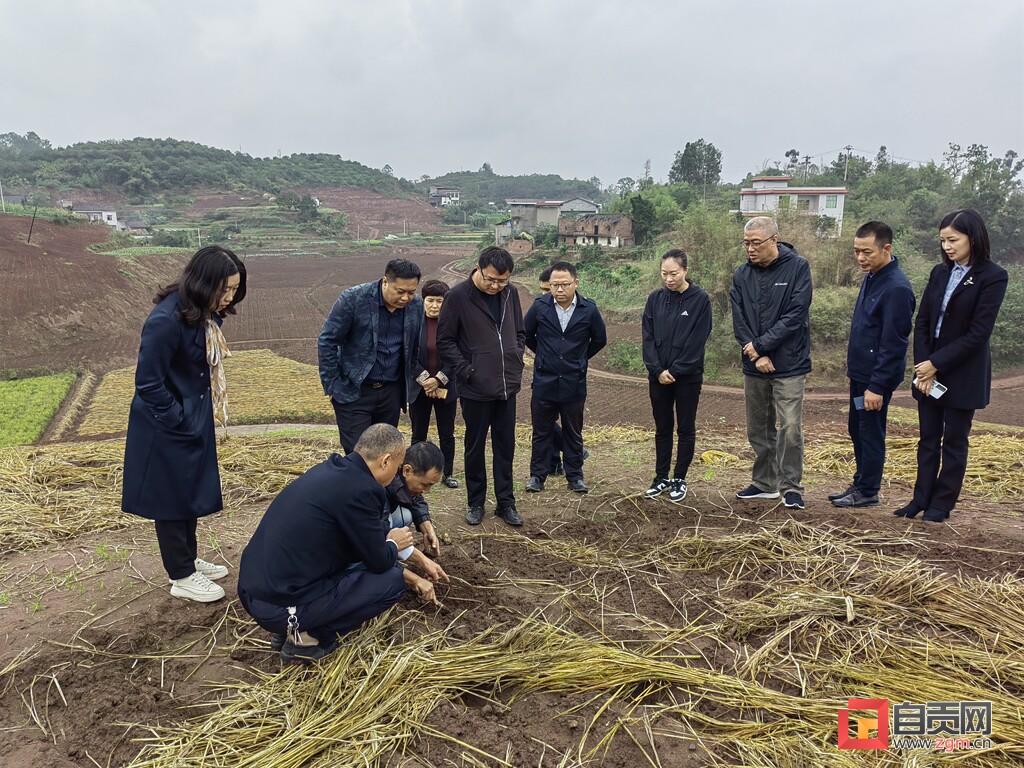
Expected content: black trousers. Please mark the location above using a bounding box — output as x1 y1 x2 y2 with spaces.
409 395 457 477
649 379 702 481
154 518 198 580
530 397 585 482
238 565 406 643
461 397 517 509
913 396 975 514
847 381 893 497
332 381 402 454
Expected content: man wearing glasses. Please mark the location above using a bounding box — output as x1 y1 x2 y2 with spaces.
437 246 526 526
730 217 813 510
524 261 607 494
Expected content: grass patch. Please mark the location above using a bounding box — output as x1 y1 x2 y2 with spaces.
0 372 76 446
604 340 646 377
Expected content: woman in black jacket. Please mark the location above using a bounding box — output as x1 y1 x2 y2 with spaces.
409 279 459 488
642 249 713 503
122 246 246 601
894 210 1008 523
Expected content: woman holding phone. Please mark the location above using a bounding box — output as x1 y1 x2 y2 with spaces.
122 245 247 600
894 210 1007 523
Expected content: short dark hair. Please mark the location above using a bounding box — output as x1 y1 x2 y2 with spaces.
156 245 247 326
854 221 894 247
661 249 688 269
538 267 553 283
478 246 514 275
939 209 990 265
385 259 422 281
420 279 449 298
405 441 444 474
548 261 578 279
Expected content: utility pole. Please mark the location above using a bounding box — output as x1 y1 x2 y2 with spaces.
843 145 853 182
0 177 5 213
197 228 202 247
802 155 811 182
27 204 38 243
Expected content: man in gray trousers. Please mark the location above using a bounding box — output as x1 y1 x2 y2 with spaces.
730 216 813 510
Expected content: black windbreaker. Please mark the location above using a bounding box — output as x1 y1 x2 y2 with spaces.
641 283 713 383
729 243 813 379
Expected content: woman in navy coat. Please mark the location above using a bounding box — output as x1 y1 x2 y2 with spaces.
122 246 247 601
894 210 1008 523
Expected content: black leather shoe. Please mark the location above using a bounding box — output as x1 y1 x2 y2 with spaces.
465 505 485 525
828 485 856 502
496 505 523 526
567 478 589 494
893 502 922 518
281 638 338 665
525 476 544 493
923 508 950 523
442 476 459 489
832 489 880 508
270 633 286 652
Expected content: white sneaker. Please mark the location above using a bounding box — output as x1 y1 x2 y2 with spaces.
170 571 226 603
195 557 229 581
667 479 688 503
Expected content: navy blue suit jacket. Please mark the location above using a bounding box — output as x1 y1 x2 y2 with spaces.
524 293 607 403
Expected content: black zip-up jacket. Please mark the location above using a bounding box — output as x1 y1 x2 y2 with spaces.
642 283 713 383
385 472 431 529
846 257 915 395
730 243 813 379
436 272 526 401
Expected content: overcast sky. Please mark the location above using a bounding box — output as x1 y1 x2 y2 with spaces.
2 1 1022 185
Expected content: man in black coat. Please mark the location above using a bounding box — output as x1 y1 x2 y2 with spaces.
237 425 447 664
437 246 526 526
317 259 426 454
524 261 607 494
731 216 813 510
831 221 916 508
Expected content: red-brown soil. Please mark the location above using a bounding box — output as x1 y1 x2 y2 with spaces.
297 186 444 237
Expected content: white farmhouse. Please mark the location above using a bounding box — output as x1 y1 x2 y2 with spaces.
739 176 847 234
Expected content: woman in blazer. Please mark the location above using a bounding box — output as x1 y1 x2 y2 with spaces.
895 210 1008 523
122 246 247 601
409 279 459 488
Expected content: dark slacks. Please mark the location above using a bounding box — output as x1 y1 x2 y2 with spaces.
550 422 564 472
847 381 893 497
649 379 702 481
461 397 517 509
530 397 585 482
238 565 406 643
154 518 198 580
409 394 457 477
332 381 402 454
913 396 975 514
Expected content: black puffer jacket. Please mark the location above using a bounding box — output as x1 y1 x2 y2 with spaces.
436 272 525 401
730 243 813 379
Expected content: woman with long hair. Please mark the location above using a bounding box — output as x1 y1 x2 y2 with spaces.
895 209 1008 523
122 245 247 601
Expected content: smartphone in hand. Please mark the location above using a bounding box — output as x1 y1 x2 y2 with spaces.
853 396 865 411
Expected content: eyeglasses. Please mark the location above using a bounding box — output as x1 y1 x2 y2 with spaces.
548 282 575 291
742 237 775 249
481 274 511 287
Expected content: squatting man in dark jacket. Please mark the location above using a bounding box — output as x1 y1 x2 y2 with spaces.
437 246 526 527
317 259 426 454
731 216 813 510
237 425 449 664
830 221 915 509
642 249 713 503
524 261 607 494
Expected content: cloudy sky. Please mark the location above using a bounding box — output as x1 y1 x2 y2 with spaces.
2 1 1021 185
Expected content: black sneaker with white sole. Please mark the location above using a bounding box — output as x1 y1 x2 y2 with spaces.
735 484 781 500
667 479 688 503
644 478 671 498
783 491 805 509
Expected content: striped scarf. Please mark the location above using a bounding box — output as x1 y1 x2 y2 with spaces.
205 319 231 427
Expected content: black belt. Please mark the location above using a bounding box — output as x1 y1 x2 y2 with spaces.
364 380 393 390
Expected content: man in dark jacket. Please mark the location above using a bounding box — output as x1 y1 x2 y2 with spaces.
385 440 444 555
831 221 915 508
731 217 813 510
437 246 526 526
524 261 607 494
642 250 713 503
238 425 447 664
317 259 425 454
